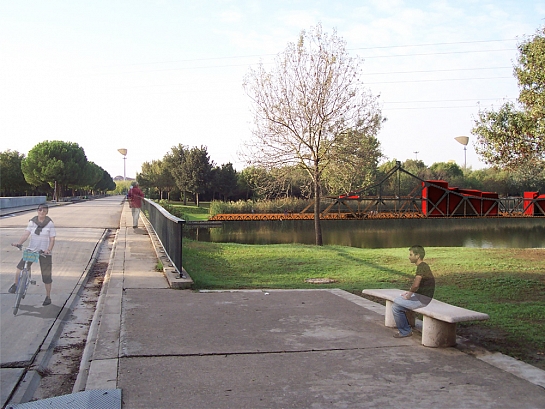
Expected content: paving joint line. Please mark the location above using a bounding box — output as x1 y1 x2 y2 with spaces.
118 344 413 360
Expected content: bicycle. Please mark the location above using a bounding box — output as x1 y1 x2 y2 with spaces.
12 244 41 316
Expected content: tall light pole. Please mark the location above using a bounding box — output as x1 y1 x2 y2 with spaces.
414 151 419 161
454 136 469 169
118 148 127 180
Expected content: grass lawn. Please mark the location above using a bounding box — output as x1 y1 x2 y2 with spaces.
159 202 210 221
182 239 545 369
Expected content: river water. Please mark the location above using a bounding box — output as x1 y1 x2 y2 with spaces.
184 218 545 248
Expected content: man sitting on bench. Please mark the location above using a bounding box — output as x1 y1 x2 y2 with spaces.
392 245 435 338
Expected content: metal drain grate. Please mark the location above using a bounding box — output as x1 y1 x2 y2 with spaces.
7 389 122 409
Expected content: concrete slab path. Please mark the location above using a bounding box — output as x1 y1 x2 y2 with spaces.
82 204 545 408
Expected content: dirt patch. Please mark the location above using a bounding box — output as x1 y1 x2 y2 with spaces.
30 232 113 401
34 341 87 399
305 278 338 284
510 248 545 263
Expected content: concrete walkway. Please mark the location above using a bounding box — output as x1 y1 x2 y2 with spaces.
81 204 545 408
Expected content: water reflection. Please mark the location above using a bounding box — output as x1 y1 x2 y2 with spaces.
185 219 545 248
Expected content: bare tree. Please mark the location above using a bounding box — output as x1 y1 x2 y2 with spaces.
243 24 384 245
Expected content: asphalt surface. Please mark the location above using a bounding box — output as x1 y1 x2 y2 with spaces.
3 198 545 408
0 196 124 407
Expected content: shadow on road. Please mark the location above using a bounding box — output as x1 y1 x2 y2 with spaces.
14 304 62 319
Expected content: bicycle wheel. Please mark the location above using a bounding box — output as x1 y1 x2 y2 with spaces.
13 269 28 316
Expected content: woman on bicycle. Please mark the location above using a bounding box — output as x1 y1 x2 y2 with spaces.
9 203 56 306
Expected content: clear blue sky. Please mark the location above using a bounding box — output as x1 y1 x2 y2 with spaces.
1 0 544 179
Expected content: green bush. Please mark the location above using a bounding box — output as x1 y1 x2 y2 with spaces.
209 198 313 216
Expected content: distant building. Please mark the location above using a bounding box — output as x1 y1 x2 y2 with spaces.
114 176 136 181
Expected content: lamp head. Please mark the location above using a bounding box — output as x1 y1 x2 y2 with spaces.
454 136 469 146
118 148 128 156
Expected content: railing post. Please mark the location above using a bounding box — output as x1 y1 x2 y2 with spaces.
178 219 184 278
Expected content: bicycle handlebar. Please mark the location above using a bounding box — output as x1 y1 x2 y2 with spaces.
13 244 46 255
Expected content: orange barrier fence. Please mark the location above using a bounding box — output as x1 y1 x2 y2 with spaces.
209 211 533 221
209 212 428 221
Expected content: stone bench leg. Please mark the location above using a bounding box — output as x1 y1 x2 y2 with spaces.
384 300 396 327
422 316 457 347
384 301 416 328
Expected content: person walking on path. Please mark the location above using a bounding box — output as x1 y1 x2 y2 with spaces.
128 181 144 228
9 203 56 306
392 245 435 338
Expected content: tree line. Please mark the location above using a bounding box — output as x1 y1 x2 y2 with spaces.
0 141 116 198
136 135 382 205
138 143 545 206
376 159 545 197
137 144 237 206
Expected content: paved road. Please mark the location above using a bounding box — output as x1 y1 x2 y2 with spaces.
0 196 124 406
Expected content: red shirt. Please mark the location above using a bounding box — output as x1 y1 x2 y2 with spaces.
129 186 144 208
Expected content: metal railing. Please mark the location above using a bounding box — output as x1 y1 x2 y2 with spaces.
141 198 185 275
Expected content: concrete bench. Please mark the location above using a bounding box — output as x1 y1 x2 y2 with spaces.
362 289 489 348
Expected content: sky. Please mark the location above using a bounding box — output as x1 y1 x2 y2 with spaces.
1 1 544 180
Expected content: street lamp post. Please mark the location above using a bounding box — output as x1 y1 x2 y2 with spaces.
454 136 469 169
118 148 127 180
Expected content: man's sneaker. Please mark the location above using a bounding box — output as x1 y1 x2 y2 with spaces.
43 296 51 306
8 284 17 294
393 331 412 338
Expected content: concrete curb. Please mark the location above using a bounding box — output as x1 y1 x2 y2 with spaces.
478 352 545 389
82 225 126 391
7 229 110 406
72 229 120 392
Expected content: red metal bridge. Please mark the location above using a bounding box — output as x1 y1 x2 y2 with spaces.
211 162 545 221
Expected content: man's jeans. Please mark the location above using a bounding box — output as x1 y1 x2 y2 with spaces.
392 295 424 336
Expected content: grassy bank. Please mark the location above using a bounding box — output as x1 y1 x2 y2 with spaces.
157 201 209 221
182 239 545 369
